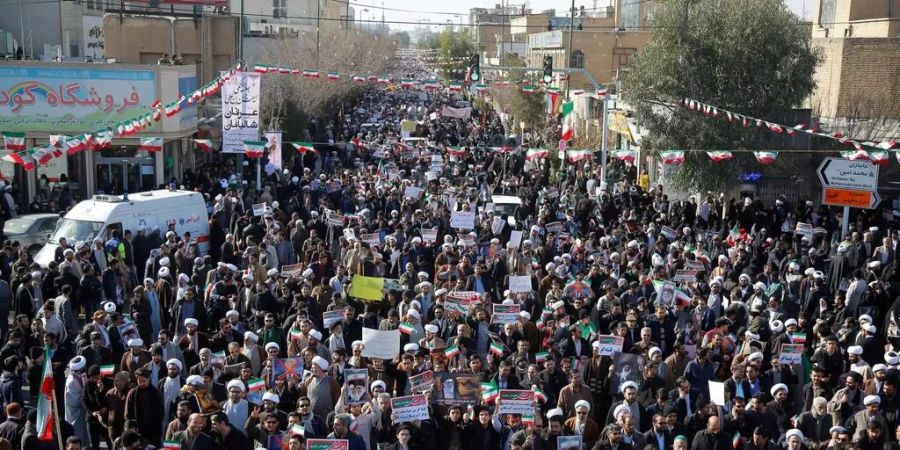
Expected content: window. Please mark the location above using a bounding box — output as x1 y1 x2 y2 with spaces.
273 0 286 18
819 0 836 26
569 49 584 69
621 0 639 31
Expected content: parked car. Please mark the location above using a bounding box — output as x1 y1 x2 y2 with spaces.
3 213 60 255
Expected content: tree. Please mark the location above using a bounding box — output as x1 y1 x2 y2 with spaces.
418 29 475 80
392 31 411 48
624 0 820 192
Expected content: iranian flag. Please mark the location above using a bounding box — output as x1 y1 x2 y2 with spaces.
32 145 54 165
253 64 270 73
291 142 317 154
481 380 499 402
243 140 266 159
613 150 637 162
193 139 217 153
444 345 460 358
398 322 415 335
248 378 265 392
100 364 115 377
401 79 415 88
732 432 741 450
424 81 441 89
869 151 889 165
448 82 462 92
36 347 55 441
64 137 86 155
446 146 466 157
726 224 741 247
2 132 25 151
660 151 685 164
566 149 592 163
139 137 163 152
706 151 733 162
352 75 366 83
531 385 547 403
367 75 378 82
96 131 114 150
489 341 505 356
520 85 536 94
327 72 341 81
526 148 549 161
841 150 869 161
535 351 549 362
560 101 575 141
302 70 320 79
790 333 807 344
291 424 305 436
474 83 487 93
753 151 778 164
875 140 896 149
377 77 391 84
163 440 180 450
2 152 34 171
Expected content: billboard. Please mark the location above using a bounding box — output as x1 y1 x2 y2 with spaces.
0 66 157 133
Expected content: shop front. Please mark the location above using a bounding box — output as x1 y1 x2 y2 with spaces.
0 61 197 210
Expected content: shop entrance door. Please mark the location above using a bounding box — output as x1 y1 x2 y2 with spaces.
96 159 155 194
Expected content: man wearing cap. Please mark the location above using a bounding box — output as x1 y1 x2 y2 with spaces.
222 379 251 434
65 356 90 446
849 395 889 443
79 328 114 369
304 355 341 420
847 345 875 384
159 358 184 427
177 318 211 369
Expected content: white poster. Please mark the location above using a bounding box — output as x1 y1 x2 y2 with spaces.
509 230 523 249
508 275 532 293
450 211 476 229
265 131 282 170
221 72 261 153
361 328 400 360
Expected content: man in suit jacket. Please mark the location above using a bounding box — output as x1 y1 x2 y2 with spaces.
724 364 752 405
464 263 495 295
871 237 895 268
491 360 522 390
691 416 731 450
172 413 216 450
79 332 114 369
670 377 702 423
644 413 673 450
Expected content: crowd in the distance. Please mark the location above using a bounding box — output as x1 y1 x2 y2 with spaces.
0 55 899 450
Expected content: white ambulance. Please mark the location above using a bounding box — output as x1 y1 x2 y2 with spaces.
34 189 210 267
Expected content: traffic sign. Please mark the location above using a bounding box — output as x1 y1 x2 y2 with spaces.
821 187 881 209
817 158 879 191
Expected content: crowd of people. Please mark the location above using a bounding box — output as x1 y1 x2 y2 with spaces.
0 54 899 450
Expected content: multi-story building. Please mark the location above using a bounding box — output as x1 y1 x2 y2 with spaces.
808 0 900 121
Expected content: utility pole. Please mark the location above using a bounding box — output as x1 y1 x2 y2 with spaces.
565 0 575 99
239 0 244 60
316 0 321 68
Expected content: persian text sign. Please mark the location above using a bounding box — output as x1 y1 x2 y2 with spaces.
391 395 430 422
497 390 534 415
221 72 261 153
0 66 157 132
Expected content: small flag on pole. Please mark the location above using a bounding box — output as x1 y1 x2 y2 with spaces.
100 364 115 377
398 322 415 335
2 131 26 151
489 341 505 356
139 137 163 152
243 140 266 159
444 345 460 358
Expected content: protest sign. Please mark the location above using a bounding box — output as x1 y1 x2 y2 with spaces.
349 275 384 301
508 230 523 249
458 234 476 247
306 439 349 450
432 372 481 405
326 214 346 227
391 395 430 422
657 280 677 306
421 228 438 243
343 369 369 405
709 380 726 406
673 270 698 283
545 221 565 233
322 310 344 330
247 377 265 403
558 436 582 450
252 203 266 216
497 390 534 415
683 260 705 271
280 264 303 278
508 275 532 293
491 217 504 234
610 353 645 395
409 370 435 393
343 229 356 241
271 358 304 383
795 222 814 238
450 211 476 229
779 344 804 365
444 291 477 314
404 186 424 199
361 328 400 360
360 233 382 246
492 304 521 324
595 335 625 356
383 278 402 291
